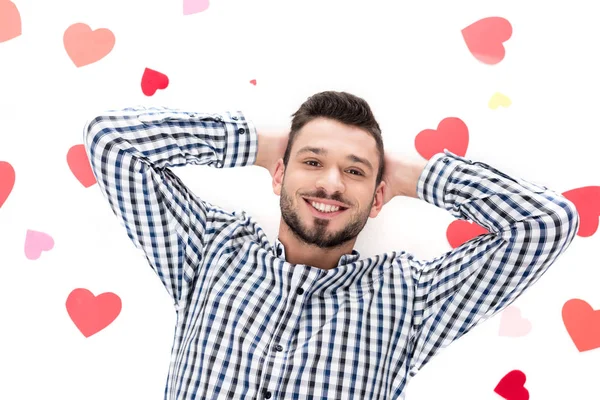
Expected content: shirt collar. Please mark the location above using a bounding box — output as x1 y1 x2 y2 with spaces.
273 236 361 267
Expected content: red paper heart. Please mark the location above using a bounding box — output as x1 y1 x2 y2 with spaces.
415 117 469 160
250 79 257 86
66 288 122 338
494 370 529 400
0 0 21 43
562 299 600 352
0 161 15 208
141 67 169 96
462 17 512 65
562 186 600 237
446 220 489 248
67 144 96 188
63 23 115 67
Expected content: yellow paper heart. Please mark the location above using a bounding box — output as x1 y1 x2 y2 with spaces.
488 92 512 109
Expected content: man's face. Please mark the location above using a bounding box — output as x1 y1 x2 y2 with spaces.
274 117 384 249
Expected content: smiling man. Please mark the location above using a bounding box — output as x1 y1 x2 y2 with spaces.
83 91 579 400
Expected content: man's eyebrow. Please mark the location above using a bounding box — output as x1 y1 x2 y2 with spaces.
296 146 373 172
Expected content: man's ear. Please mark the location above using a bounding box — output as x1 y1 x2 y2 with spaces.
272 159 285 196
369 180 386 218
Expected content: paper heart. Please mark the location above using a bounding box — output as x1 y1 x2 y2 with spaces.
489 92 512 109
562 186 600 237
67 144 96 188
415 117 469 160
250 79 257 86
499 306 532 337
562 299 600 352
494 370 529 400
0 161 15 208
183 0 210 15
0 1 21 42
446 220 488 248
24 229 54 260
141 68 169 96
66 288 122 338
63 23 115 67
462 17 513 65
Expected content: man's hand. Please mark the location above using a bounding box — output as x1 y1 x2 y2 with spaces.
255 129 290 178
381 151 428 205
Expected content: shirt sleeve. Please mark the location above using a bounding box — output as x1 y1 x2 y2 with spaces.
405 150 580 377
82 106 258 308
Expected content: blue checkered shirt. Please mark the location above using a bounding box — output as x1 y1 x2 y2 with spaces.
83 106 579 400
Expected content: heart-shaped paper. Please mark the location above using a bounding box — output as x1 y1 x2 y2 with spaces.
562 298 600 352
415 117 469 160
67 144 96 188
24 229 54 260
66 288 122 338
0 1 21 43
64 23 115 67
494 370 529 400
489 92 512 109
141 68 169 96
183 0 210 15
250 79 257 86
446 220 488 248
499 306 532 337
0 161 15 208
462 17 513 65
562 186 600 237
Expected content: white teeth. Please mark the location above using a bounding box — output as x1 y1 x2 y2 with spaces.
310 201 340 213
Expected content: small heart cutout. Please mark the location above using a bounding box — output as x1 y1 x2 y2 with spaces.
67 144 96 188
24 229 55 260
141 68 169 96
562 298 600 352
489 92 512 109
415 117 469 160
494 370 529 400
183 0 210 15
0 161 15 208
499 306 532 337
64 23 115 67
562 186 600 237
250 79 257 86
0 1 21 43
446 220 489 248
66 288 122 338
462 17 513 65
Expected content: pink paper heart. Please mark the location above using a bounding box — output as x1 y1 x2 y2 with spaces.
183 0 210 15
24 229 55 260
499 306 532 337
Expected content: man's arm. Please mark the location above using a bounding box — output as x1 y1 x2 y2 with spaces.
82 106 258 309
395 150 580 377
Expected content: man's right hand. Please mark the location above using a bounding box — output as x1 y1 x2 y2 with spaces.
255 128 290 178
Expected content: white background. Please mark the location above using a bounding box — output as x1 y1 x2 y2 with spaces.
0 0 598 399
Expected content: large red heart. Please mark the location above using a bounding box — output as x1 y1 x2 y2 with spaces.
63 23 115 67
446 220 489 248
462 17 512 65
0 0 21 43
562 186 600 237
0 161 15 208
562 299 600 352
141 67 169 96
67 144 96 188
494 370 529 400
415 117 469 160
66 288 122 338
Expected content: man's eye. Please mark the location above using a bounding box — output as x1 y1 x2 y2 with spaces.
304 161 363 176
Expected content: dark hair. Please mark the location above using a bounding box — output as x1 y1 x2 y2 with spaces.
282 91 385 186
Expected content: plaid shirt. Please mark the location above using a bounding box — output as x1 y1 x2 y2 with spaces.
83 106 579 400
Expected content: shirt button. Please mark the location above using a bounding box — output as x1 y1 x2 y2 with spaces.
215 116 222 122
296 287 304 295
264 390 272 398
274 344 283 352
237 128 245 134
442 158 449 164
232 116 238 120
276 248 282 256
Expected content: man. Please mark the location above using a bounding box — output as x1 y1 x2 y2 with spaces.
83 91 579 400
